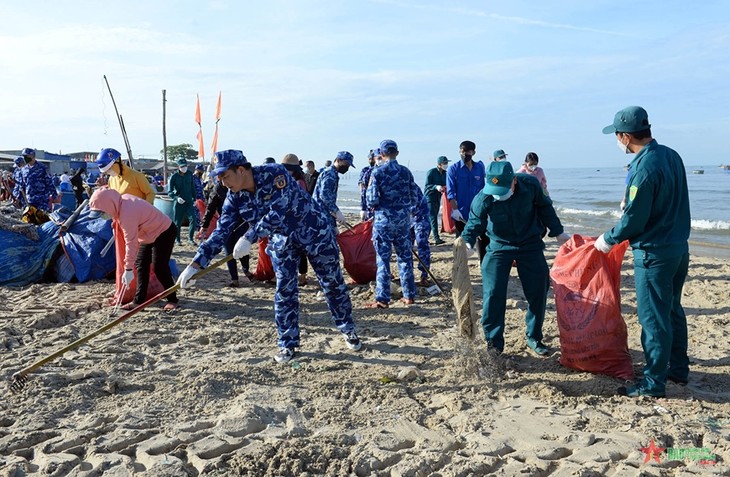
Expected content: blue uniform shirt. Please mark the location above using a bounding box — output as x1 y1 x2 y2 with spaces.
358 166 373 211
312 165 341 218
446 159 486 219
20 161 57 211
366 159 419 215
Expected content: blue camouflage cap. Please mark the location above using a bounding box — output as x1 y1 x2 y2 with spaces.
21 147 36 157
335 151 355 168
212 149 247 176
379 139 398 155
14 156 24 165
195 164 205 171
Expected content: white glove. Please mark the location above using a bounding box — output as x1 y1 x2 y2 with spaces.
556 233 570 245
360 210 367 221
176 197 185 204
465 243 475 257
177 265 198 288
436 185 444 192
233 237 252 259
594 234 614 253
121 269 134 287
451 209 465 223
335 210 346 224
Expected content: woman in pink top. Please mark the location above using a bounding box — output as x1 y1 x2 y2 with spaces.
516 152 549 194
89 188 180 311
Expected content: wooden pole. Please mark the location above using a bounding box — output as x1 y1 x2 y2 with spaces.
162 89 168 187
102 75 135 169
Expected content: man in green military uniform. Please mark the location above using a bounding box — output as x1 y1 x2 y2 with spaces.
423 155 449 245
462 161 569 356
168 158 197 245
596 106 691 398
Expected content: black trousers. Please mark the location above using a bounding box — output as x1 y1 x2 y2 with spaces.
223 221 251 281
454 221 488 264
134 223 178 305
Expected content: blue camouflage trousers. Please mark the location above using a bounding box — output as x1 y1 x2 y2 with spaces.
411 216 431 281
372 211 416 303
269 232 355 349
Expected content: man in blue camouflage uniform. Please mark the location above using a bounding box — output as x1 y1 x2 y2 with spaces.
411 186 432 286
177 150 362 363
168 158 197 245
19 148 58 212
312 151 355 233
11 156 26 208
358 150 377 221
596 106 691 398
366 139 419 308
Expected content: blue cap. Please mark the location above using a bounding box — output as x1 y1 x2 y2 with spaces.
195 164 205 171
482 161 515 196
96 148 121 170
21 147 36 157
14 156 24 165
379 139 398 155
335 151 355 168
212 150 247 176
602 106 651 134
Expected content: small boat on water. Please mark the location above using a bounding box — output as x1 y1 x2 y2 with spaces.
692 169 705 174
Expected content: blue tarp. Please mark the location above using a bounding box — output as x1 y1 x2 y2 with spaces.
0 208 116 287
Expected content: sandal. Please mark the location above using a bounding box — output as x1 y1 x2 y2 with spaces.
120 302 138 311
163 303 179 312
400 298 415 305
364 301 389 309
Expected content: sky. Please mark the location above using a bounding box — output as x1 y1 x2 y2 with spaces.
1 0 729 170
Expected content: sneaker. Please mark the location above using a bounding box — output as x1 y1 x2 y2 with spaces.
434 239 446 245
667 375 689 386
274 347 295 363
343 331 362 351
618 383 665 398
526 338 550 356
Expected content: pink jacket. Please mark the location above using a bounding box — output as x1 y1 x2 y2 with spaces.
89 188 172 270
516 164 548 193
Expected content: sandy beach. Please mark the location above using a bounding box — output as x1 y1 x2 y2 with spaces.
1 220 729 476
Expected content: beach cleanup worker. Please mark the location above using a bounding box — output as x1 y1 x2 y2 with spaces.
411 186 432 286
424 155 449 245
304 160 320 194
193 164 206 201
493 149 508 161
312 151 355 233
19 147 58 212
595 106 691 398
95 148 155 204
168 158 197 245
70 164 87 207
89 188 179 311
176 149 361 363
365 139 419 308
461 160 570 356
282 153 311 286
199 175 252 287
11 156 25 208
516 152 549 195
358 150 377 221
446 141 487 261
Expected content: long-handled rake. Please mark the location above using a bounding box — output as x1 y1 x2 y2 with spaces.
9 255 232 393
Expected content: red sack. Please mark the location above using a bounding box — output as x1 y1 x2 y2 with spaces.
111 220 165 305
336 219 377 284
550 235 633 380
253 236 275 281
441 190 455 234
195 198 218 239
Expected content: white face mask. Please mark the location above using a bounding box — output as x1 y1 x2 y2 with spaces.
107 168 118 177
492 188 514 201
180 166 188 173
527 165 537 171
617 138 631 155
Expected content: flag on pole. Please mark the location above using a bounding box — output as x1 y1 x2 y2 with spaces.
195 94 205 160
210 91 222 160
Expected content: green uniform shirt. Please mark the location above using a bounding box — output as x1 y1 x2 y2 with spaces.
168 170 195 202
424 167 446 202
462 174 564 252
605 139 690 258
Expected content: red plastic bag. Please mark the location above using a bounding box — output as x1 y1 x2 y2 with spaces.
336 219 377 284
111 220 165 305
550 235 633 380
196 199 217 239
441 190 455 234
253 237 275 281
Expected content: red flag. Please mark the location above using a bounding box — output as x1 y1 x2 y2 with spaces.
196 129 205 159
214 91 222 121
210 124 219 158
195 94 202 126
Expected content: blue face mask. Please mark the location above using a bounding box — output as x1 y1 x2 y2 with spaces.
492 188 514 201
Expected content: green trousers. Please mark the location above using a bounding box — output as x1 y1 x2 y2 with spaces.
481 247 549 352
634 252 690 394
173 201 196 242
426 197 441 242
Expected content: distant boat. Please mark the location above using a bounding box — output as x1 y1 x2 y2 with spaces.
720 164 730 171
692 169 704 174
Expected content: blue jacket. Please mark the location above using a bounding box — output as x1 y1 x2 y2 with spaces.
446 159 486 218
366 159 419 217
20 161 57 211
312 165 341 218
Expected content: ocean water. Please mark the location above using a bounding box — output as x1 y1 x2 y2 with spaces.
336 164 730 252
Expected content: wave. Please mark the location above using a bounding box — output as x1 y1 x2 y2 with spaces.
556 207 622 219
692 219 730 231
